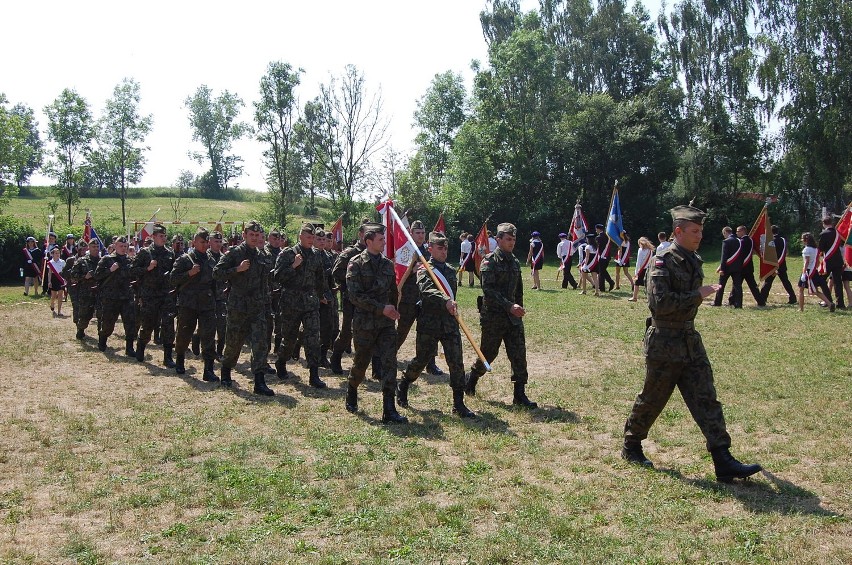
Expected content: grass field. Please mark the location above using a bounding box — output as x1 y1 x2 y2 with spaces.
0 255 849 563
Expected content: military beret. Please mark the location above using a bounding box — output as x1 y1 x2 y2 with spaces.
150 224 166 235
670 205 706 225
558 232 568 238
429 231 448 246
315 229 326 238
171 234 184 243
363 222 385 236
496 223 516 237
299 222 315 234
245 220 263 233
115 236 128 243
410 220 425 230
194 227 210 240
87 240 99 246
268 227 281 237
211 231 223 240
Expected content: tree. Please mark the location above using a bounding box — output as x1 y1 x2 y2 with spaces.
185 85 252 194
99 78 152 228
44 88 93 224
254 61 303 229
0 94 29 211
413 71 467 191
10 103 43 189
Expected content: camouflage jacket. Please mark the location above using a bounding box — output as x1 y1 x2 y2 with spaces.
93 252 133 301
332 241 366 296
416 258 458 336
131 244 175 297
212 242 272 314
170 248 216 311
69 253 100 300
480 248 523 324
346 250 398 330
399 244 430 305
207 249 228 301
272 243 330 312
647 242 704 324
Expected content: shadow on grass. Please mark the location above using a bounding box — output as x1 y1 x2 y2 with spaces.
663 468 844 518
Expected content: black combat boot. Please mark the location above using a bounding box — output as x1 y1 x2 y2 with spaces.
308 366 327 389
621 440 653 467
711 447 762 483
276 358 289 380
191 333 200 356
175 354 186 375
330 351 344 375
135 340 146 362
464 372 480 396
97 335 107 352
202 359 219 382
345 384 358 413
381 389 408 424
371 355 382 381
220 366 233 388
216 341 224 361
292 340 301 361
426 357 444 376
75 328 85 340
452 389 476 419
319 347 330 368
396 379 411 408
253 371 275 396
163 344 176 368
512 382 538 408
125 338 136 357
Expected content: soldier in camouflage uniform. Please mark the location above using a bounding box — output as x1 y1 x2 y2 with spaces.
329 222 368 374
395 220 444 376
207 231 228 360
621 205 762 483
63 242 86 324
397 232 475 418
264 228 285 360
212 221 275 396
93 236 136 354
465 223 537 408
316 229 339 367
273 223 331 388
70 240 102 340
171 228 218 382
132 224 177 367
344 223 407 424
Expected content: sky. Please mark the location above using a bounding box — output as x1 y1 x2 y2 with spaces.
4 0 663 190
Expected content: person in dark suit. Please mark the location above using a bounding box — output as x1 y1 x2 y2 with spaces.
595 224 615 292
760 225 797 304
713 227 743 307
736 225 766 306
818 216 846 309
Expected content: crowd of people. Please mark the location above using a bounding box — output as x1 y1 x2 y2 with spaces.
19 207 848 482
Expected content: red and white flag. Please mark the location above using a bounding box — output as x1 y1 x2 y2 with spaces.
377 199 413 283
473 222 489 276
433 212 446 235
748 204 779 281
329 215 344 252
568 203 588 256
137 210 159 242
836 202 851 243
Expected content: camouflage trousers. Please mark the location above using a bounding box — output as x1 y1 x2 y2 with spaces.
319 295 339 349
278 306 321 368
331 296 354 355
222 307 268 375
136 293 176 346
402 330 465 390
395 302 418 351
214 300 227 350
175 306 215 362
470 313 528 384
623 328 732 451
99 297 136 342
350 325 397 392
76 297 98 333
266 292 281 354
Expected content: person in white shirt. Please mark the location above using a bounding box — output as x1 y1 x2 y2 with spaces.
628 237 656 302
459 233 475 287
556 232 577 289
614 231 634 290
46 247 67 317
488 232 497 253
655 231 671 255
798 232 834 311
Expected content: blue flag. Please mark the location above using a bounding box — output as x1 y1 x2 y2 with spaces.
606 188 624 246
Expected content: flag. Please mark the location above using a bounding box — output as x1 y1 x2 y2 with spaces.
606 187 625 246
137 210 159 242
836 202 851 242
376 199 396 260
83 212 106 253
392 222 415 284
568 203 588 256
473 222 489 276
748 205 779 281
329 215 344 252
433 212 446 235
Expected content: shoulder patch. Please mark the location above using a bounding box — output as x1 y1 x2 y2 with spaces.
654 259 665 268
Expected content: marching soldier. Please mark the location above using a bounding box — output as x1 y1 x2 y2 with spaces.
207 231 228 359
316 229 339 367
344 223 407 423
272 223 330 388
465 223 537 408
70 239 102 340
329 221 368 374
397 232 475 418
132 224 177 367
212 221 275 395
264 228 285 360
171 228 218 382
621 205 762 482
93 236 136 355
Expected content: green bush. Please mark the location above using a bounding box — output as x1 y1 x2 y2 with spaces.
0 215 37 282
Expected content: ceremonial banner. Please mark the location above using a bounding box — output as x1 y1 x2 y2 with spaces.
433 212 446 235
137 209 160 242
568 203 588 256
377 199 411 283
83 212 106 253
606 187 625 246
329 215 344 252
836 202 851 242
748 204 779 281
473 222 489 276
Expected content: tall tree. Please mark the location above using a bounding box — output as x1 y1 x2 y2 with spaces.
254 61 303 229
9 103 43 189
185 85 252 193
44 88 93 224
413 71 467 191
99 78 152 227
0 95 29 210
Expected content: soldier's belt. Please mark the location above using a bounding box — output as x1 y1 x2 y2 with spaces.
651 319 694 330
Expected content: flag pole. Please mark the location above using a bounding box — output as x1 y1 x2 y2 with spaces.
386 203 492 372
40 214 54 286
